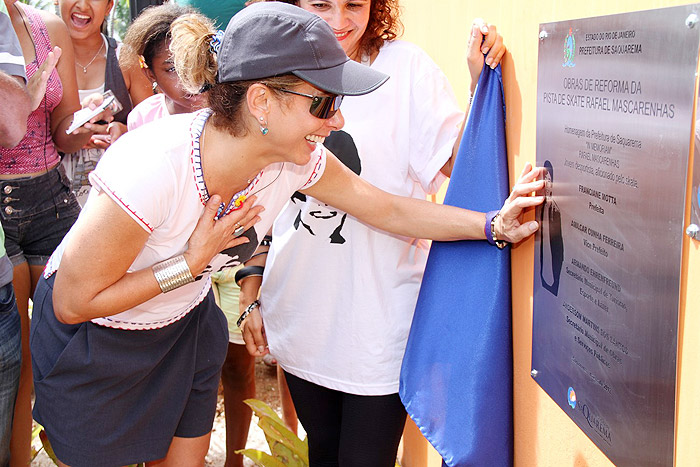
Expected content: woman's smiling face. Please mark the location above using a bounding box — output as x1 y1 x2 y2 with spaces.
297 0 371 61
59 0 113 41
264 82 345 166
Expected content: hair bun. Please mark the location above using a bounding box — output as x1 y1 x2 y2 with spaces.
170 14 217 95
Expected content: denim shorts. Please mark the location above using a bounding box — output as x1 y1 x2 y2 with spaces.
0 282 20 467
31 274 228 467
0 165 81 267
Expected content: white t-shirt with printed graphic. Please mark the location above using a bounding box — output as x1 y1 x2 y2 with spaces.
261 40 464 395
45 109 326 330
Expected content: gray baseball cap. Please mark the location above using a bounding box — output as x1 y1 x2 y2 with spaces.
216 1 389 96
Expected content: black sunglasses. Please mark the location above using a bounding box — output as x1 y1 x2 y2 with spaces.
279 89 343 119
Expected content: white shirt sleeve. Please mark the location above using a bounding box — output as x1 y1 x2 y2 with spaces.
406 47 464 193
88 132 177 232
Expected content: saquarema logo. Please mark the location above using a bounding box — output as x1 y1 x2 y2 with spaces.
563 27 576 67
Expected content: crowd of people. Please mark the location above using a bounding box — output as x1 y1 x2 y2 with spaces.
0 1 544 466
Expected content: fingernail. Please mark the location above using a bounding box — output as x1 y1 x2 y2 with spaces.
481 26 489 33
529 222 539 231
257 346 264 353
482 47 489 54
485 57 492 66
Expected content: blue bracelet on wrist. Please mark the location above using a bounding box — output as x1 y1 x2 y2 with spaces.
485 210 499 245
485 210 508 249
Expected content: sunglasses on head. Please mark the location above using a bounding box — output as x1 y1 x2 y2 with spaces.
278 89 343 119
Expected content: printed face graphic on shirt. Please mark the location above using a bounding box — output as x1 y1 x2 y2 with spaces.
291 130 360 244
196 227 259 279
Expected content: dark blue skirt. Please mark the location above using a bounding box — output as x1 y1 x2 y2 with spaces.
30 274 228 467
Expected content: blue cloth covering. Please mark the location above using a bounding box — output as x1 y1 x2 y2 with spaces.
399 64 513 467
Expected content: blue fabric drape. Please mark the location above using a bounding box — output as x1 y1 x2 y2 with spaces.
399 64 512 467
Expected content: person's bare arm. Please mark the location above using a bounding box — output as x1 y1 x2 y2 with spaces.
238 233 271 356
53 193 262 324
304 153 543 245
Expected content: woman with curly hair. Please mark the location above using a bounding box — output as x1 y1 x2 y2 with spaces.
121 3 207 126
241 1 507 465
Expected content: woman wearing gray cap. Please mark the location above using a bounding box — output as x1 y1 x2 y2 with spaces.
29 2 542 466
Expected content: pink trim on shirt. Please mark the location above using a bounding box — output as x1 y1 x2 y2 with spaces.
97 286 209 330
90 171 155 232
301 150 325 189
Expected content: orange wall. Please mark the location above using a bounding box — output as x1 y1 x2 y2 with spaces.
397 1 700 466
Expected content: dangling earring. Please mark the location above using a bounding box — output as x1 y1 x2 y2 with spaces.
54 0 59 15
259 116 269 136
152 82 159 94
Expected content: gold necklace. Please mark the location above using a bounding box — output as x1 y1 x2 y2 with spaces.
75 39 105 73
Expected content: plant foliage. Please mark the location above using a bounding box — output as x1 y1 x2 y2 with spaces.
237 399 309 467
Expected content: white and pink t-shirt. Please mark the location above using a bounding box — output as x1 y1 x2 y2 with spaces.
127 93 170 131
45 109 326 330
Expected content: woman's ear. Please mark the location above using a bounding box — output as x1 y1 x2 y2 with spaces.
144 67 156 83
246 83 271 121
100 0 114 35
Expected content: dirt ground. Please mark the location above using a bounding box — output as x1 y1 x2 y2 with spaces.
31 357 301 467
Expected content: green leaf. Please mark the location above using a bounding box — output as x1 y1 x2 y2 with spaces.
39 429 60 464
243 398 309 465
244 398 282 419
236 449 288 467
31 424 44 461
258 417 308 463
269 441 307 467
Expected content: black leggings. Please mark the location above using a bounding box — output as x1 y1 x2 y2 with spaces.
284 371 406 467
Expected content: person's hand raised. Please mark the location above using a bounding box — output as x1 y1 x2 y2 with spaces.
466 19 506 93
27 45 60 111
